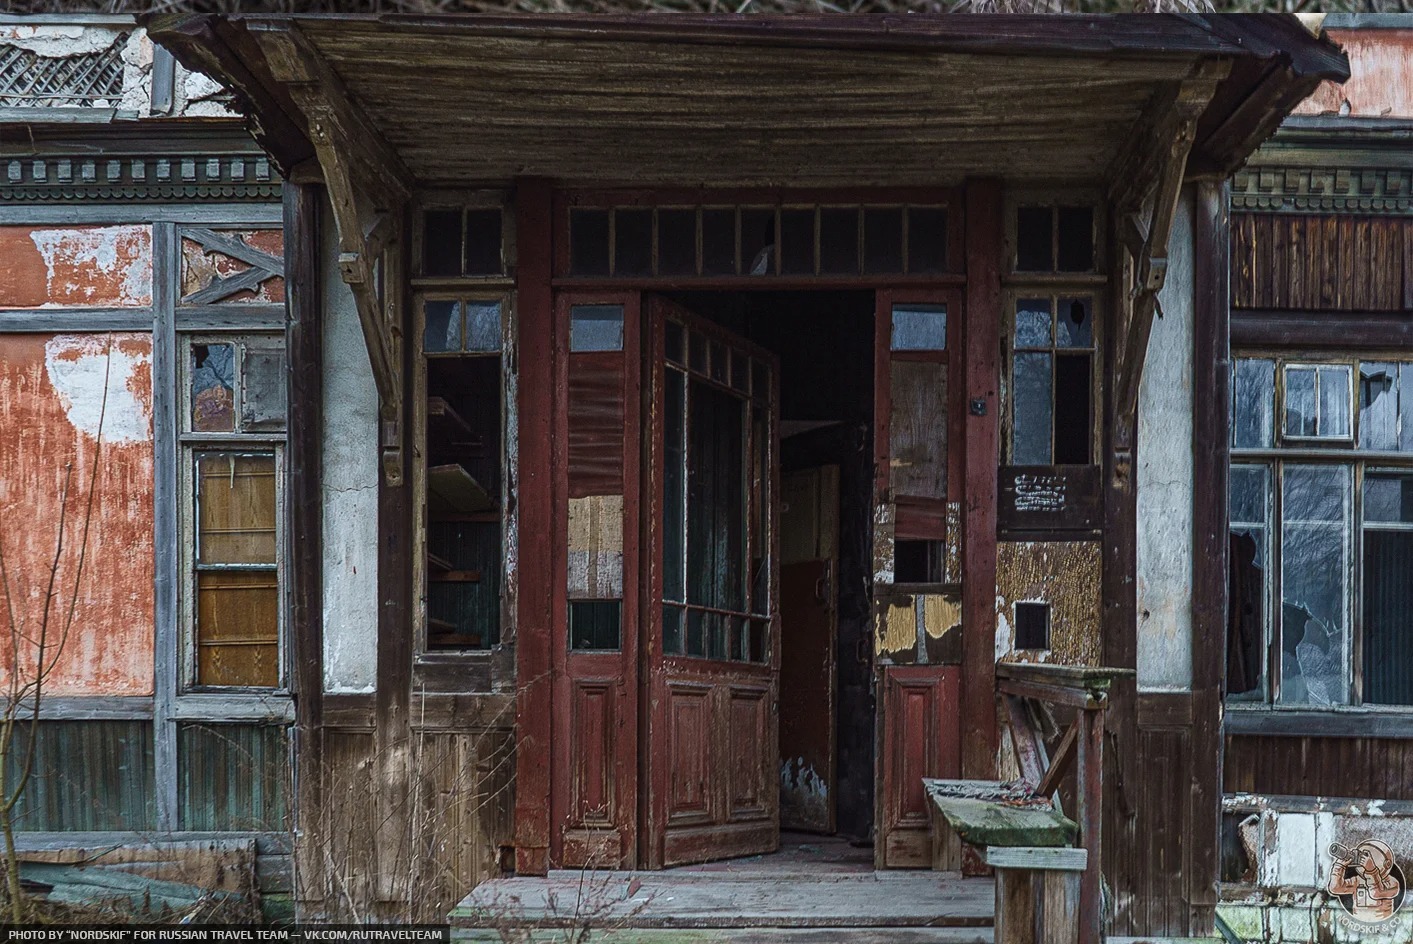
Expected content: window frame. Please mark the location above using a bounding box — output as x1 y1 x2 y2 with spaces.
177 332 289 695
1002 289 1103 467
1229 352 1413 712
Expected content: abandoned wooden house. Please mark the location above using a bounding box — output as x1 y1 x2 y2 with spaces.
0 10 1365 942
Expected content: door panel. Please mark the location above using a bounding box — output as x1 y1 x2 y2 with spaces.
644 294 781 868
880 665 961 867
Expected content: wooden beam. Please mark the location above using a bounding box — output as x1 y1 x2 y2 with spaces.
961 178 1002 781
1038 722 1078 799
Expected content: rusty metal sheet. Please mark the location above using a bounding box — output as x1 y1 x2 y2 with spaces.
0 333 155 695
0 225 152 309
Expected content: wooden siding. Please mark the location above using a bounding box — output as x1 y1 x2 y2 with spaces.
1225 734 1413 802
1231 212 1411 312
8 721 156 832
179 723 290 832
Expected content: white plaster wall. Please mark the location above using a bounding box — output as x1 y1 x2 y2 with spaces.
1136 186 1196 692
320 200 379 694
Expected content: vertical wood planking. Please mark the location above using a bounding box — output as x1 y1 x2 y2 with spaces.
152 220 180 833
961 178 1001 780
284 183 325 897
1187 180 1228 931
513 178 555 875
1232 212 1411 311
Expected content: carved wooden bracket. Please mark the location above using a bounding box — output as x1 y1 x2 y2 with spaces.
1106 63 1228 457
260 24 415 486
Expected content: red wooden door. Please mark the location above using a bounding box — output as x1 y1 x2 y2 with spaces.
550 292 641 868
642 295 781 868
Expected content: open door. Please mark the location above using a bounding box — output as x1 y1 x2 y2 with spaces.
779 466 839 834
642 295 780 868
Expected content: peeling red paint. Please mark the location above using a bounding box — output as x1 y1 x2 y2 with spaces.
0 333 155 696
181 229 285 304
1296 30 1413 119
0 226 153 309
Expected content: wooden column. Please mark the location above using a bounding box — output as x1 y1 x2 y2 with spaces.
513 177 555 875
1187 178 1230 931
285 182 325 899
1076 705 1105 944
962 178 1002 780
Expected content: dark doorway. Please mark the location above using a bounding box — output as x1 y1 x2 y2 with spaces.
665 291 877 843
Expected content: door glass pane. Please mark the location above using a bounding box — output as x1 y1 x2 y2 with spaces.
687 381 746 623
663 369 686 603
662 605 684 655
1228 464 1270 700
570 304 624 352
1279 464 1351 706
570 600 622 651
890 304 946 352
1012 352 1052 465
750 403 770 616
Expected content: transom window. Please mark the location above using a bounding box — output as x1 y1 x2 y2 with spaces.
1229 356 1413 708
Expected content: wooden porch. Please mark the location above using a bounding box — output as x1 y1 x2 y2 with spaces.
449 833 994 942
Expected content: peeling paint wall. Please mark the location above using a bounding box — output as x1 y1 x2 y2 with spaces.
0 23 237 120
1136 187 1194 692
0 334 155 696
0 226 152 309
1222 795 1413 943
320 202 379 695
994 541 1101 666
1295 29 1413 120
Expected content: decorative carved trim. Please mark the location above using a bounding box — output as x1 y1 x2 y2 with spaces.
1232 165 1413 215
1 153 280 204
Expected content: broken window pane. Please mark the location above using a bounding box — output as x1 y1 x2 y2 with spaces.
464 208 503 276
1228 464 1270 699
1359 362 1398 451
819 207 859 275
1279 464 1350 706
569 304 624 352
1401 366 1413 453
1053 353 1091 465
614 208 652 277
891 304 947 352
197 452 277 565
1056 297 1092 349
741 208 776 276
466 301 502 353
1015 300 1052 350
569 209 610 276
191 342 235 433
1056 207 1094 272
864 207 903 274
1016 206 1053 272
1012 352 1053 465
1363 473 1413 705
658 209 697 276
422 208 463 277
240 338 287 432
701 208 736 276
780 208 814 276
1231 359 1275 449
423 300 461 353
907 207 948 274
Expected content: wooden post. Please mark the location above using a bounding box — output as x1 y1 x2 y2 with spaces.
513 177 555 875
1076 705 1105 944
962 178 1002 780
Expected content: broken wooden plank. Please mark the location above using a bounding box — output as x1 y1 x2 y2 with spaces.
428 463 496 514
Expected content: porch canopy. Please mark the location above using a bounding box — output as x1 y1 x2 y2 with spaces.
148 13 1348 192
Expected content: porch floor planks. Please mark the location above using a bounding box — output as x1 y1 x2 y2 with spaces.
452 842 994 932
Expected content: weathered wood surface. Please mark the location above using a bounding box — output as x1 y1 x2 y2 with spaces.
452 869 994 930
925 790 1078 849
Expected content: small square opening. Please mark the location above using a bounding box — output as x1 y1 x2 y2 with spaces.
1015 602 1051 650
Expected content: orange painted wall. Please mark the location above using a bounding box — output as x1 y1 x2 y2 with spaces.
0 225 152 309
0 334 155 696
1296 29 1413 120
